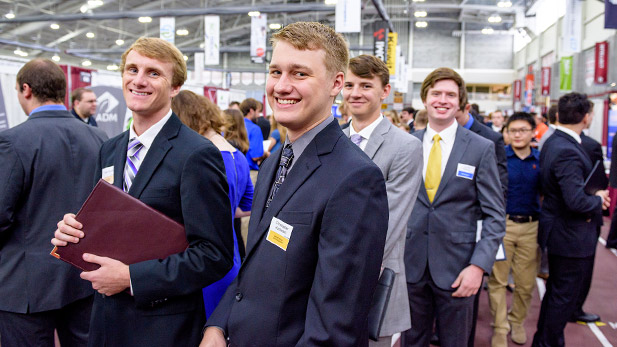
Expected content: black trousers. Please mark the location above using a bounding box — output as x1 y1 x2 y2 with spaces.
0 295 93 347
607 209 617 248
572 228 598 317
532 254 594 347
402 267 475 347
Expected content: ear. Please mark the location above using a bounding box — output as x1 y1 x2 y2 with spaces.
170 85 181 98
464 103 471 113
21 83 33 99
330 71 345 97
381 84 391 101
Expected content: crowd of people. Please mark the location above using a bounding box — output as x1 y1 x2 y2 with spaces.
0 20 614 347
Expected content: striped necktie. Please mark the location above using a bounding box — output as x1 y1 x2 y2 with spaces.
124 138 144 192
266 144 294 208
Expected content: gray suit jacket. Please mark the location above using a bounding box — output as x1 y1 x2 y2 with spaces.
405 125 505 290
344 118 423 336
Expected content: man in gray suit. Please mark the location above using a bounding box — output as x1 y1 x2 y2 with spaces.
342 55 423 346
402 67 505 347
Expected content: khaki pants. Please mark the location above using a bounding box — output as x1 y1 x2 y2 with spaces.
488 219 538 333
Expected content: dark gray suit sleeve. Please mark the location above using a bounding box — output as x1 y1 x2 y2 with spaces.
470 143 506 273
0 136 24 235
554 148 602 214
494 135 508 198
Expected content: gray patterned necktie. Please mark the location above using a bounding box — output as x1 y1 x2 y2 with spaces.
266 144 294 208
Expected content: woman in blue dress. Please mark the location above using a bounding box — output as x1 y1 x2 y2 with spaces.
172 90 253 318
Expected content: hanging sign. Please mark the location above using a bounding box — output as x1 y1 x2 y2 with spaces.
595 41 608 84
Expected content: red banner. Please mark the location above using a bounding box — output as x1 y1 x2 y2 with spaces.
514 80 522 100
203 86 218 104
595 41 608 84
541 67 551 96
525 74 534 106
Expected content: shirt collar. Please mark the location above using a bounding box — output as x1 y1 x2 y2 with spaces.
284 115 334 165
129 109 173 149
349 115 383 141
555 125 581 144
506 145 539 160
463 113 474 130
426 119 458 145
29 104 66 116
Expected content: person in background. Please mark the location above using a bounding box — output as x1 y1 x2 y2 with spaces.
538 105 558 151
0 58 107 347
339 101 352 129
253 100 271 141
172 90 253 319
489 110 505 133
223 108 249 155
384 110 407 132
268 114 287 154
71 87 99 126
240 98 267 174
488 112 540 347
413 109 428 132
228 101 241 111
533 112 548 142
400 106 416 134
500 126 511 146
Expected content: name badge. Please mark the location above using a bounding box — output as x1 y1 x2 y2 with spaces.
456 163 475 180
266 217 293 251
102 166 114 184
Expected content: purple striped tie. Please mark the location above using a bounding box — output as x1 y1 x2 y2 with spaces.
124 138 144 192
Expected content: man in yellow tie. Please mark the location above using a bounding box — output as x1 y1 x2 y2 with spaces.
402 68 505 347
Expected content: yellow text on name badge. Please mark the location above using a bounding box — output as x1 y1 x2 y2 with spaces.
267 230 290 251
266 217 293 251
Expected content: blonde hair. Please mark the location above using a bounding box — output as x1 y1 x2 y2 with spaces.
120 37 187 88
270 115 287 144
271 22 349 77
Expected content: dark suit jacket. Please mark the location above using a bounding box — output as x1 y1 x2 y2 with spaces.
610 133 617 188
0 110 107 313
88 114 233 346
581 133 607 227
539 130 602 258
207 119 389 346
255 116 271 140
405 126 505 290
469 118 508 197
71 108 98 127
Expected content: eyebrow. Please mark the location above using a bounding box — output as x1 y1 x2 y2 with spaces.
269 63 313 72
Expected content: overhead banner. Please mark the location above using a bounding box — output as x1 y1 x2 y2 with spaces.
560 56 573 91
91 86 130 138
513 79 522 101
335 0 361 33
160 17 175 44
524 73 534 107
194 52 204 82
204 16 220 65
562 0 582 54
204 86 218 104
386 32 398 76
250 14 267 64
606 0 617 29
541 67 551 96
595 41 609 84
373 21 389 63
0 84 7 131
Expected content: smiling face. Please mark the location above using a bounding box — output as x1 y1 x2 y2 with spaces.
266 41 344 139
122 50 180 122
343 71 390 122
423 79 460 131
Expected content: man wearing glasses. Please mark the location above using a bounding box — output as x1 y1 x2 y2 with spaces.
487 112 540 347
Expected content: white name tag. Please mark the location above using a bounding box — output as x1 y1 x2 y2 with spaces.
266 217 294 251
456 163 476 180
102 166 114 184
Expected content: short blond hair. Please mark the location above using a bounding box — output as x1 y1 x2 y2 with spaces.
120 37 187 88
271 22 349 76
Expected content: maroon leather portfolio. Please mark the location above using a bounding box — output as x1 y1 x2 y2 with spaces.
51 179 188 272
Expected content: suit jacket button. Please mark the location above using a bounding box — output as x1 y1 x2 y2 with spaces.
235 293 243 301
586 218 591 223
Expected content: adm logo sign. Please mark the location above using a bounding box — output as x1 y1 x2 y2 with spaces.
91 86 130 138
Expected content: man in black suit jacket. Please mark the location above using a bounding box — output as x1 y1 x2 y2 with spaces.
532 93 610 347
70 87 98 127
0 59 107 346
201 22 388 347
53 38 234 346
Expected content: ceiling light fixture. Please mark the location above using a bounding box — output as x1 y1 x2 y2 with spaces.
497 1 512 8
86 32 95 38
138 16 152 23
248 11 261 17
13 48 27 57
414 11 427 18
107 64 119 71
87 0 104 7
412 0 425 2
176 28 189 36
115 39 125 46
269 23 282 30
488 14 502 23
50 23 60 29
324 0 337 5
183 55 189 61
52 54 60 62
481 27 494 35
82 60 92 67
415 21 428 28
5 11 15 19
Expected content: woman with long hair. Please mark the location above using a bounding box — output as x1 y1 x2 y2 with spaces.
172 90 253 318
222 108 249 155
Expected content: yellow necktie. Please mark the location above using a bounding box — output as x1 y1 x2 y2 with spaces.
425 134 442 203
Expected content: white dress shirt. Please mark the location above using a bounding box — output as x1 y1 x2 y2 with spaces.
349 115 384 151
423 120 458 180
555 125 581 144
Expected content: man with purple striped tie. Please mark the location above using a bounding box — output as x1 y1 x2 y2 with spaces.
52 37 234 347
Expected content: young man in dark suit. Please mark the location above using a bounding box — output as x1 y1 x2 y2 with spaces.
532 92 610 347
52 38 234 347
201 22 389 347
0 58 107 346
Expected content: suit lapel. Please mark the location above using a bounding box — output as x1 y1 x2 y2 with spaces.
246 150 279 251
413 129 430 206
363 118 389 159
128 115 180 198
113 132 130 191
432 126 470 203
555 130 592 173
